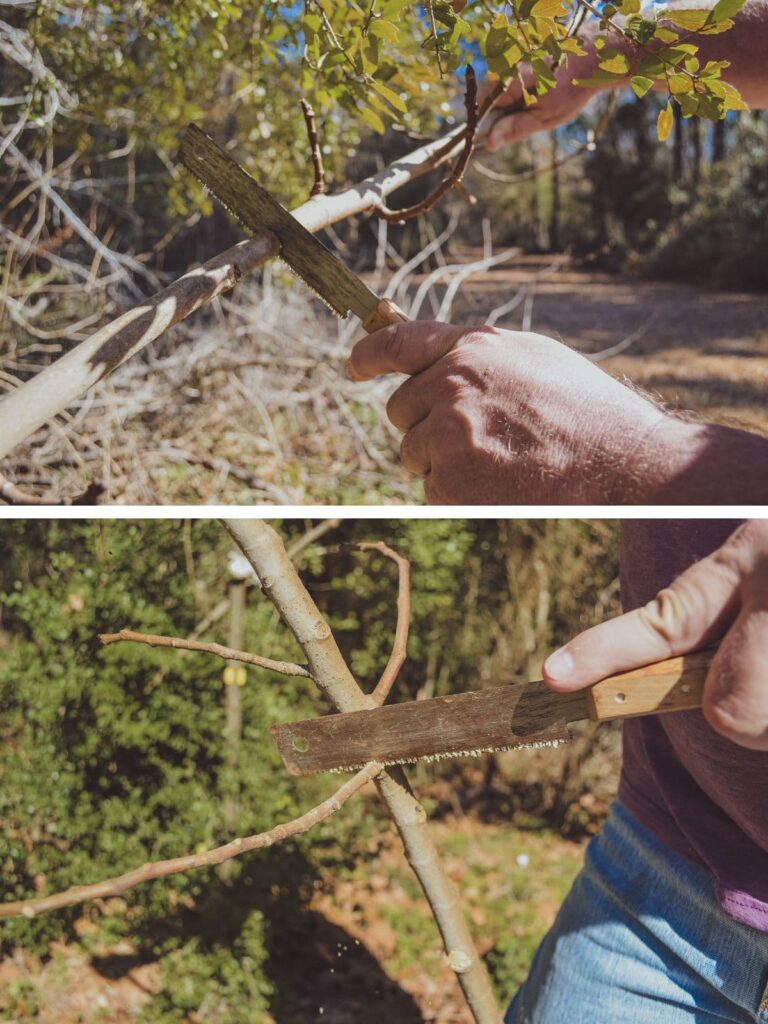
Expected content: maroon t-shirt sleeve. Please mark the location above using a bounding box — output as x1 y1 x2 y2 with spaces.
619 519 768 932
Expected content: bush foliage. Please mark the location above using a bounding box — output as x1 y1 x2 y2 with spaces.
0 519 619 1020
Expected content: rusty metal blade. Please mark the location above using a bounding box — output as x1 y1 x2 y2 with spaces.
271 681 590 776
179 124 380 321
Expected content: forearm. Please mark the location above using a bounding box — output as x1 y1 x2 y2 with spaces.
630 418 768 504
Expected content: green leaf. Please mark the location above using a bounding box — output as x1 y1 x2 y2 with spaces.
657 101 673 141
709 79 749 110
665 8 711 29
630 75 654 97
668 73 691 95
677 91 699 116
370 79 407 113
618 0 641 11
709 0 746 21
369 19 400 42
360 105 387 133
381 0 413 16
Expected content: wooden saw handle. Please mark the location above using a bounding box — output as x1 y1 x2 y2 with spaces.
361 298 410 334
587 647 715 722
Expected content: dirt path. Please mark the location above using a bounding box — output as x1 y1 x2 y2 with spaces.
448 253 768 434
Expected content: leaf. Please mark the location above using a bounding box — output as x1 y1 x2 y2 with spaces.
530 0 570 16
709 0 746 21
360 105 387 133
370 79 408 113
667 73 691 95
630 75 654 97
677 91 699 116
369 19 400 42
664 8 711 30
657 101 673 141
381 0 413 16
485 24 516 58
619 0 641 11
709 79 749 110
598 52 630 75
560 37 587 55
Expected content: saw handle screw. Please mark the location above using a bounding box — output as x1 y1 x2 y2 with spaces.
614 692 627 704
292 736 310 753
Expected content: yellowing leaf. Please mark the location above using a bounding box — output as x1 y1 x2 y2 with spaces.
530 0 570 16
598 53 630 75
657 101 674 141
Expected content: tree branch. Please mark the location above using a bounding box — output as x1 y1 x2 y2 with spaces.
221 519 501 1024
0 762 379 919
300 98 326 197
98 628 312 679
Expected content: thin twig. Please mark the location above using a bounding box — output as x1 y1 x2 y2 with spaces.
340 542 411 705
0 762 380 919
98 628 312 678
0 471 104 506
300 98 326 197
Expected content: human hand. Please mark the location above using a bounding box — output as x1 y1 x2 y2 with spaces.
543 520 768 751
485 35 616 150
347 320 677 504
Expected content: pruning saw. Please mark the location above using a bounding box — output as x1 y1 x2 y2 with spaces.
271 648 714 776
178 124 408 334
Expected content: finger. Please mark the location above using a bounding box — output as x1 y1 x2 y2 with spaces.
386 372 434 432
542 548 743 692
346 321 470 381
702 562 768 750
399 418 433 477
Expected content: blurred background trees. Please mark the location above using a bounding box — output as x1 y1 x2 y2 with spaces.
0 518 619 1021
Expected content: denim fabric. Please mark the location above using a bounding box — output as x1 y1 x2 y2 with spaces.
505 802 768 1023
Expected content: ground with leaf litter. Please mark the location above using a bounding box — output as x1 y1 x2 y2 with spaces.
0 811 588 1024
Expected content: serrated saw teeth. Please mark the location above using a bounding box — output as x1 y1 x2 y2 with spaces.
322 738 566 775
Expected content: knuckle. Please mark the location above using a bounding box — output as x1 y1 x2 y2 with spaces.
637 587 689 649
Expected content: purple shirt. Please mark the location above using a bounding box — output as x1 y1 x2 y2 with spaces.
619 520 768 932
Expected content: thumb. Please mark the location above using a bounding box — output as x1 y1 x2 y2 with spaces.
542 545 743 692
346 321 473 382
702 559 768 750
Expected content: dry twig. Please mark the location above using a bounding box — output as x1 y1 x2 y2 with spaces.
0 762 380 919
300 98 326 197
98 628 312 678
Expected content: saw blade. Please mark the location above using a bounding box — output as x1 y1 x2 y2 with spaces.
178 124 381 322
271 681 589 776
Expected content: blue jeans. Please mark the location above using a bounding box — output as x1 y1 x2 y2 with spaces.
505 802 768 1023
